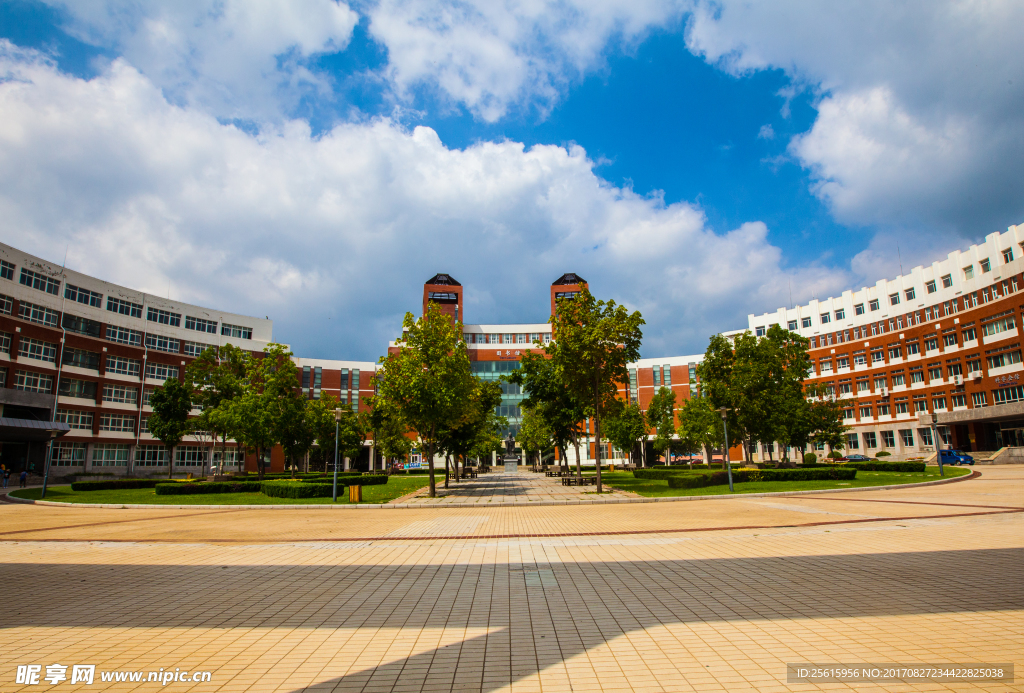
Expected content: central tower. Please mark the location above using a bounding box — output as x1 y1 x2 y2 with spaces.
423 273 463 324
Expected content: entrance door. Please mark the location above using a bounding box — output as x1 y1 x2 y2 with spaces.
0 443 30 472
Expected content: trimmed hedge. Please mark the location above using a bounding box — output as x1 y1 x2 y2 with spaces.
634 468 708 480
260 481 335 498
666 467 857 488
155 481 263 495
71 479 167 491
840 461 925 472
301 474 387 486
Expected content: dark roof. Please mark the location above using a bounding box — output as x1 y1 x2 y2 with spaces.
425 273 461 286
0 417 70 443
552 273 586 286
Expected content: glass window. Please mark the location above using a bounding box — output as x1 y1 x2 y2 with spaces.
147 307 181 327
914 399 928 413
980 258 991 273
106 325 143 346
145 362 179 381
0 259 14 280
895 401 909 414
105 355 140 377
862 431 877 448
221 323 253 339
787 320 798 330
102 384 137 404
951 394 966 408
881 430 895 447
981 316 1015 337
899 429 914 447
801 317 812 328
910 370 925 384
854 304 864 315
987 350 1022 369
846 433 859 449
145 334 180 353
19 268 60 295
964 265 974 280
62 313 103 338
18 300 59 327
58 377 95 398
174 446 206 466
905 288 915 301
941 274 952 288
64 283 103 308
135 446 167 466
859 405 872 418
56 409 93 430
99 413 134 432
15 370 53 393
185 316 218 333
889 293 900 306
925 280 937 294
869 299 880 311
755 326 765 336
933 397 947 410
18 337 57 363
918 428 934 447
1003 248 1014 263
51 442 86 466
892 373 905 386
62 347 100 370
907 342 920 355
835 309 845 320
836 357 849 369
962 327 976 342
819 313 830 324
106 296 143 318
92 443 129 466
183 341 215 357
972 392 987 407
943 333 957 347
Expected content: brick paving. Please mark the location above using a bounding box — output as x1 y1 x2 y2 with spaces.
0 467 1020 692
399 471 640 505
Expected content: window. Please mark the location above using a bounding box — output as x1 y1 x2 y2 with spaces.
889 293 900 306
928 366 942 381
952 394 966 408
924 337 938 351
888 346 902 360
106 325 143 346
933 397 947 410
880 430 895 447
859 406 872 418
892 373 905 386
820 313 830 324
941 274 952 288
801 317 812 328
982 316 1015 337
145 362 179 381
663 365 672 386
905 288 916 301
102 384 137 404
92 443 129 466
947 363 963 377
56 409 93 429
754 325 765 337
64 284 103 308
966 357 982 374
895 401 909 414
135 446 166 466
962 327 977 342
980 258 991 273
147 307 181 327
910 370 925 384
221 323 253 339
972 392 987 408
943 333 958 347
1003 248 1014 264
106 355 141 376
872 350 885 364
99 413 134 432
857 380 870 393
183 341 215 358
873 376 887 390
925 280 937 294
0 259 14 280
489 334 499 344
543 333 552 343
0 331 9 354
842 408 854 420
107 296 143 318
835 309 845 320
819 359 832 372
787 320 798 331
836 356 850 369
0 293 11 315
185 316 218 333
516 334 527 344
175 446 206 466
51 442 86 466
899 429 914 447
846 433 859 449
18 300 59 327
62 313 103 338
838 383 852 396
877 403 890 416
19 268 60 295
142 389 154 406
907 342 920 355
854 304 865 316
918 428 934 447
14 370 53 393
862 431 877 448
18 337 57 363
58 377 96 398
914 399 928 413
964 265 974 280
503 334 513 344
869 299 880 311
145 334 180 353
853 353 867 367
62 347 100 370
987 350 1022 369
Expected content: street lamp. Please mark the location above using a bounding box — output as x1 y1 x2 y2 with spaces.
40 430 58 499
719 406 734 492
930 412 943 477
333 408 342 502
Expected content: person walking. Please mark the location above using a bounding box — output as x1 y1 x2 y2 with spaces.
19 469 27 488
1 466 8 488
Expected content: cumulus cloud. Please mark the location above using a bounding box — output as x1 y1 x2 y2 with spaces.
685 0 1024 246
0 43 848 358
42 0 359 122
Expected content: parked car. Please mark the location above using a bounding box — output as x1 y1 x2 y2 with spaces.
839 454 872 462
939 449 975 466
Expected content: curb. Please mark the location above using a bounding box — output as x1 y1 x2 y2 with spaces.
0 470 980 510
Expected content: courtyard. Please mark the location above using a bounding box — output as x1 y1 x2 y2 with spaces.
0 466 1020 691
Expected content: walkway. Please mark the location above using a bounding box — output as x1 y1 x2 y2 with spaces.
0 467 1020 692
399 470 639 505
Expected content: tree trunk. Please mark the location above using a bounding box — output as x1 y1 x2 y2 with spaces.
427 439 436 497
444 454 450 489
594 375 603 493
167 445 175 479
573 440 582 482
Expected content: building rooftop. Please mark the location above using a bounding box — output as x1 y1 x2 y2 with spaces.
552 273 586 286
425 273 461 286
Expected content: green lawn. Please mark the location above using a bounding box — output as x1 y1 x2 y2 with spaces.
599 467 972 497
10 475 430 505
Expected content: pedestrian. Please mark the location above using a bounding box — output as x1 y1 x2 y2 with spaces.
1 466 9 488
19 469 27 488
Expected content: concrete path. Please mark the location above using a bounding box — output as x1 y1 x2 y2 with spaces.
0 467 1019 692
399 470 640 505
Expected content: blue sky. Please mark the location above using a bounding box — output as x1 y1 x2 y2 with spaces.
1 0 1022 360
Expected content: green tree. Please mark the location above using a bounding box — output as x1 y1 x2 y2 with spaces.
508 349 588 479
184 344 247 473
647 386 677 466
548 285 644 491
438 378 505 483
226 344 297 480
277 396 315 478
375 302 474 497
676 394 723 466
365 396 413 471
305 393 341 472
603 401 647 466
516 403 552 468
148 377 193 479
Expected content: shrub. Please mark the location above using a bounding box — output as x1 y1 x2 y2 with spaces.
299 473 364 483
803 452 817 464
261 481 335 498
71 479 167 491
827 451 844 459
875 451 891 457
666 467 857 488
634 468 711 480
155 481 263 495
840 461 925 472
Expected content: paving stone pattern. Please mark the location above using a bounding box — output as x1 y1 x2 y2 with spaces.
399 471 639 506
0 467 1021 691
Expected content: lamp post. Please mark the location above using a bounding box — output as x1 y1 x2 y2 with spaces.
333 408 342 502
40 430 58 499
719 406 734 492
930 412 943 477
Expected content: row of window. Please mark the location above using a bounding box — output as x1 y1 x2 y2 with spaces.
50 443 243 467
463 332 552 345
845 428 936 450
8 369 178 396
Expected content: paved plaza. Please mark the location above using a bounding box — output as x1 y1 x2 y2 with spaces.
399 471 641 506
0 468 1021 692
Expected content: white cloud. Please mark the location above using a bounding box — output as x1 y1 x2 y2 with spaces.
685 0 1024 242
42 0 358 122
0 43 847 358
757 124 773 140
365 0 685 121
